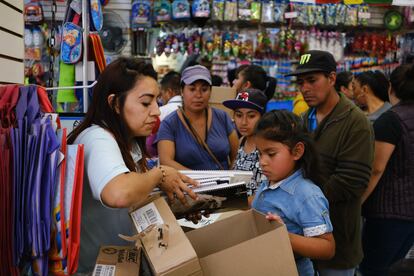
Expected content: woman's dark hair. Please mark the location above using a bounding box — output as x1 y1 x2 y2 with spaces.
254 110 324 186
335 71 353 92
237 65 277 101
67 57 157 172
355 71 389 102
390 64 414 101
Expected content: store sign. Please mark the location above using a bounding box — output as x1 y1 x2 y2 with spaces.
284 12 298 19
392 0 414 6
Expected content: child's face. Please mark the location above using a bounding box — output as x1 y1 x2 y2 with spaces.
234 108 261 137
256 136 300 183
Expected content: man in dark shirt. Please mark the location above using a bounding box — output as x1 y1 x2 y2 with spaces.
287 50 374 276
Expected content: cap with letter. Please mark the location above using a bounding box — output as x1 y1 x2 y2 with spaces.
286 50 337 76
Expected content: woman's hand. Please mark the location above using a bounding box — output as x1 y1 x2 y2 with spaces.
158 166 199 205
265 212 284 224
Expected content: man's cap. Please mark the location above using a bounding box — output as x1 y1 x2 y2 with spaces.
286 50 337 76
223 88 268 113
181 65 212 85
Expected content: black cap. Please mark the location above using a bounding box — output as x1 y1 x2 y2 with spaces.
286 50 337 76
223 88 268 114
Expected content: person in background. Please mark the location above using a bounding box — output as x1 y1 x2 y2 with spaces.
360 64 414 276
232 64 277 101
159 71 182 121
335 71 354 100
211 74 223 86
223 88 268 201
287 50 374 276
157 65 239 170
67 58 198 272
252 110 335 276
352 71 391 122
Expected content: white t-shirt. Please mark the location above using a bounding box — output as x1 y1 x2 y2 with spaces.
75 125 141 272
159 95 182 121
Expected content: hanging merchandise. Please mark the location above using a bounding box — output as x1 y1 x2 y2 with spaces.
212 0 225 21
224 0 238 21
154 0 172 23
261 0 275 23
274 2 288 23
251 1 261 22
238 0 251 21
192 0 211 18
89 0 103 32
60 0 83 64
24 3 44 24
131 0 151 29
172 0 191 20
89 34 107 73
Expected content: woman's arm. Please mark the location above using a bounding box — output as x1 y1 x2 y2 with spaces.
101 166 197 208
266 213 335 260
158 140 190 170
361 141 395 203
228 130 239 167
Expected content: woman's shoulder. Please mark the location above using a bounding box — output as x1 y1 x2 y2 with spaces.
211 107 230 118
75 125 115 144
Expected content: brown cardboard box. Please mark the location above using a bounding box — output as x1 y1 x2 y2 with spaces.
129 196 202 276
130 196 298 276
209 86 236 117
186 210 298 276
93 246 141 276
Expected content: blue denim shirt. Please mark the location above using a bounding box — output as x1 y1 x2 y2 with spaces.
252 170 333 276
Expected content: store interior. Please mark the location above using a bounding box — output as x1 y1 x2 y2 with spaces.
1 0 414 275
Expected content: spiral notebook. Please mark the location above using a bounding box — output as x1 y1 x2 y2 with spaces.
158 170 252 218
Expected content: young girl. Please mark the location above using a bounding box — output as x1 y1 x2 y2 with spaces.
252 110 335 276
223 88 268 199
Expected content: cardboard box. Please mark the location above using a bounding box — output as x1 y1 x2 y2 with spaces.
186 210 298 276
129 196 202 276
93 246 141 276
130 196 298 276
209 86 236 117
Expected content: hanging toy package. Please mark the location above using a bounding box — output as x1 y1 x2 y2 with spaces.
154 0 172 23
238 0 251 21
61 0 83 64
172 0 190 21
212 0 224 21
192 0 211 18
261 0 275 23
89 0 103 32
251 1 261 22
224 0 238 22
131 0 151 29
345 5 358 26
